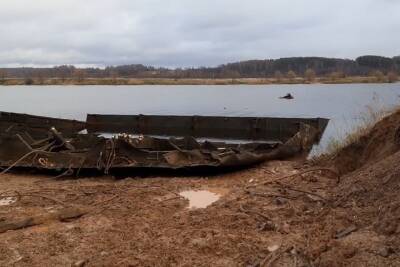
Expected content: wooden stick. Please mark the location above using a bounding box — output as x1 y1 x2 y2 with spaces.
246 190 297 200
262 167 339 185
279 186 329 203
0 207 87 234
239 204 271 222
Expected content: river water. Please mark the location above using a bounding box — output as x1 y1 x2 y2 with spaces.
1 83 400 152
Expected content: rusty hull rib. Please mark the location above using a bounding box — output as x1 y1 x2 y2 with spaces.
86 114 329 143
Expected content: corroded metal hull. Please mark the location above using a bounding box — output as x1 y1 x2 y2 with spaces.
86 114 329 142
0 111 329 175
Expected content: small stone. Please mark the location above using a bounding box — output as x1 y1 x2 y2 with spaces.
267 245 280 252
191 238 208 249
258 221 276 231
342 247 357 259
100 251 108 256
72 260 87 267
377 247 393 258
273 197 287 206
309 177 318 182
301 204 309 212
278 222 291 234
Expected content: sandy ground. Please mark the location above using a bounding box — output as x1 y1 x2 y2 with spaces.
0 152 399 266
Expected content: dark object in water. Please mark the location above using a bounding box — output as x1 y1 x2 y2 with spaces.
87 114 328 143
280 93 294 100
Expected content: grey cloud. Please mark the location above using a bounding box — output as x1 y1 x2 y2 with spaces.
0 0 399 67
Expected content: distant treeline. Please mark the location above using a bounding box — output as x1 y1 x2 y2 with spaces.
0 55 399 80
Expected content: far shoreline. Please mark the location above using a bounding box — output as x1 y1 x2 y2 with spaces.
0 76 398 86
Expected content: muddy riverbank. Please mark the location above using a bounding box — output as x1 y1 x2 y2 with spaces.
1 109 400 266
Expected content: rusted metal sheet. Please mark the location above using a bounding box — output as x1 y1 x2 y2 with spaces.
0 123 319 175
0 111 85 137
86 114 329 142
0 110 329 176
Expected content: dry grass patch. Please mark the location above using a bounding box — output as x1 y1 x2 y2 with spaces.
324 100 399 158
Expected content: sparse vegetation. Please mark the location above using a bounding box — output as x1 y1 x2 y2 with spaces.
387 71 398 83
371 70 385 82
1 55 399 83
328 71 341 82
24 78 34 85
287 70 296 81
323 97 399 157
0 70 6 84
304 68 316 82
0 76 395 85
274 70 283 82
73 69 87 83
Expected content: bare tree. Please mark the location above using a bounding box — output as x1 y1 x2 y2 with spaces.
55 65 74 83
387 71 398 83
287 70 296 81
371 70 385 82
59 71 68 83
274 71 283 82
329 72 340 82
73 69 87 83
110 71 118 83
24 77 34 85
0 69 6 83
305 68 316 82
37 73 45 84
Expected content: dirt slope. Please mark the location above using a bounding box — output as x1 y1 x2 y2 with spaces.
333 109 400 175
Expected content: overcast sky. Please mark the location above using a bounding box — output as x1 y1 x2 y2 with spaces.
0 0 399 68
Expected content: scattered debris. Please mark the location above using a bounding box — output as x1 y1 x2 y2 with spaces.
0 207 87 234
335 225 358 239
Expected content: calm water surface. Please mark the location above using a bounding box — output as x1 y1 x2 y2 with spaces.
1 83 400 152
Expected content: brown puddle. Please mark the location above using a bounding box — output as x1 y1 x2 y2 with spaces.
179 189 227 209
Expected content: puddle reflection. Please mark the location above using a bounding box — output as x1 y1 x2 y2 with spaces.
179 190 223 209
